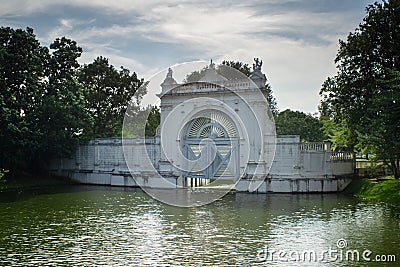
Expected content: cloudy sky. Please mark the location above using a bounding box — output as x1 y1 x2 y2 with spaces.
1 0 375 113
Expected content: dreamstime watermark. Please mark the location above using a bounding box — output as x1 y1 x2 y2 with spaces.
256 239 396 263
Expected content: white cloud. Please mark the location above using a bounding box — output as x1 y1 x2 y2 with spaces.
0 0 374 112
119 3 350 112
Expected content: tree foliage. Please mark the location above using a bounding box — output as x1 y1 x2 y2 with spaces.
38 37 89 161
0 27 49 171
79 56 144 137
222 60 279 115
220 60 252 77
145 106 160 136
0 27 145 174
275 109 326 142
320 0 400 178
320 117 356 151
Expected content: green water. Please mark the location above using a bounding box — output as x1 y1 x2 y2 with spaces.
0 186 399 266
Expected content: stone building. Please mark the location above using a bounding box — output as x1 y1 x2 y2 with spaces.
50 60 354 192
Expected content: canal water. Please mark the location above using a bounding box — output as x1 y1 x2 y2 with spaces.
0 185 399 266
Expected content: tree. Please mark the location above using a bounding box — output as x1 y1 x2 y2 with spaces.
36 37 90 164
222 60 278 115
79 56 144 137
0 27 48 171
145 106 160 136
0 26 148 175
275 109 326 142
320 117 356 151
0 28 93 173
220 60 252 77
320 0 400 178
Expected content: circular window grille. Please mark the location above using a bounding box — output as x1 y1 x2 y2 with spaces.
185 111 237 138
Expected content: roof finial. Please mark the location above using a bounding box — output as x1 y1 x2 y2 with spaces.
210 59 215 69
161 67 177 90
167 67 173 78
253 58 262 71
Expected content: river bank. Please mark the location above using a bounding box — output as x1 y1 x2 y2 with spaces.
2 173 400 209
344 177 400 207
0 173 74 192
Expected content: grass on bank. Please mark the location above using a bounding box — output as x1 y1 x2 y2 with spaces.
344 177 400 207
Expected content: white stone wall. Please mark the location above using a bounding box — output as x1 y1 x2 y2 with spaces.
50 135 355 192
49 138 161 187
269 136 301 177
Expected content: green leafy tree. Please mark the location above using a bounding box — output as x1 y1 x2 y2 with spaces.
320 0 400 178
0 27 48 171
320 117 356 151
35 37 90 165
0 28 93 172
145 106 160 136
220 60 252 77
222 60 278 115
79 56 144 137
275 109 326 142
0 168 8 190
0 26 148 175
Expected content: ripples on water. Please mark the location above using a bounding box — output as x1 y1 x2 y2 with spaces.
0 186 399 266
